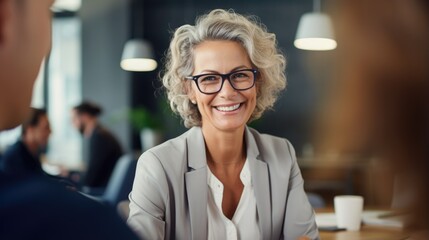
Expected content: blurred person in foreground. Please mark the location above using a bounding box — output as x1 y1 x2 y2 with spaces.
71 101 123 189
0 0 138 239
127 9 319 240
1 108 51 176
316 0 429 238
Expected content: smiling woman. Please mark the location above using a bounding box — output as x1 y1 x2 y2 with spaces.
127 9 319 240
188 40 258 133
162 9 286 128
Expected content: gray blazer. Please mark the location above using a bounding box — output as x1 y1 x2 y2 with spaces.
128 127 319 240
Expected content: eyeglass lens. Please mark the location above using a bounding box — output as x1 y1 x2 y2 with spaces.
197 69 255 94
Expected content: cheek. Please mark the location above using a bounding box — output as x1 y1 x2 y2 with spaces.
72 118 80 128
34 131 42 141
247 89 258 114
197 95 215 108
44 128 51 137
28 12 52 62
192 85 211 105
247 88 257 104
36 20 52 60
45 16 53 53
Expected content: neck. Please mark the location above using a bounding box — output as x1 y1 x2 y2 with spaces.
202 125 246 173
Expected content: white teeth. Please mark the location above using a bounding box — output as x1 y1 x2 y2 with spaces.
216 103 241 112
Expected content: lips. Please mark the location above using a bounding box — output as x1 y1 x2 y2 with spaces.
215 103 241 112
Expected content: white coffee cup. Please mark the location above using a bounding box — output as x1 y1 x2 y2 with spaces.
334 195 364 231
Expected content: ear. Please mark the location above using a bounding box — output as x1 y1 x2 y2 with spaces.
188 93 196 104
0 0 13 46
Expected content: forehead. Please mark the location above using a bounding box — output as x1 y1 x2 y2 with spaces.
193 40 251 73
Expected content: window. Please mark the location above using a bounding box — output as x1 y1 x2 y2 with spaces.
46 17 83 170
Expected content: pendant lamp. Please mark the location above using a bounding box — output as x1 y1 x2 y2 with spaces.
121 39 157 72
120 0 157 72
52 0 81 12
294 0 337 51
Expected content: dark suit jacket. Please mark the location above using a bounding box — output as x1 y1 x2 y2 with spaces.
83 125 123 187
128 127 319 240
0 173 139 240
1 140 44 176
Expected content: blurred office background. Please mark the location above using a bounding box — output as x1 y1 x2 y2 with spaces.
1 0 386 207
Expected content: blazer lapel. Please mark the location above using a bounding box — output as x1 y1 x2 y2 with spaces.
246 127 272 240
185 127 208 240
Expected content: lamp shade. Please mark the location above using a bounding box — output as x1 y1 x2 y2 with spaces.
294 12 337 51
121 39 157 72
52 0 81 12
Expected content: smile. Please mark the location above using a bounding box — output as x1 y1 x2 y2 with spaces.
215 103 241 112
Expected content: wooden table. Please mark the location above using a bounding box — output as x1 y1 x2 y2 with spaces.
317 209 410 240
319 225 410 240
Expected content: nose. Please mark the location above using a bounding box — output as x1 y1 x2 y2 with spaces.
218 77 237 97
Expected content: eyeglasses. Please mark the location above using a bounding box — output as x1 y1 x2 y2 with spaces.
185 69 258 94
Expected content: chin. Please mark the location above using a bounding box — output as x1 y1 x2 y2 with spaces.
214 121 247 132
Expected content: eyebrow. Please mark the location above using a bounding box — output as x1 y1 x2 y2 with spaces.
196 65 251 75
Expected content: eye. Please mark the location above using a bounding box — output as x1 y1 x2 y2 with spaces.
199 75 220 83
231 72 251 80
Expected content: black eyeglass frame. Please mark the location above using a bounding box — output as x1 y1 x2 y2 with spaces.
185 68 259 94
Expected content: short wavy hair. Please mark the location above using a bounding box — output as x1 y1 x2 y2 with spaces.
162 9 286 128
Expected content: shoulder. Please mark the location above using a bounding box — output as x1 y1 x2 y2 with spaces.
1 141 26 167
0 173 138 239
92 125 115 140
247 127 295 157
248 127 288 143
131 130 194 204
2 141 24 157
142 128 193 163
136 128 194 176
246 127 297 173
90 125 122 148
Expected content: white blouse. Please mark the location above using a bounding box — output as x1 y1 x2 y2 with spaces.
207 160 260 240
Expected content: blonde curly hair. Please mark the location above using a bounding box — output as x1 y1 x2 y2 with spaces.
162 9 286 128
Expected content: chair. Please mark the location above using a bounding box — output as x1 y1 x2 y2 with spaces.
102 154 137 206
306 192 326 209
81 154 137 207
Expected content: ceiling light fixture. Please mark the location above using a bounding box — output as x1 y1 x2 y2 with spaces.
121 39 157 72
294 0 337 51
120 0 157 72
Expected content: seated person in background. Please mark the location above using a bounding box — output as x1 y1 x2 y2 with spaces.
1 108 51 176
0 0 138 239
71 101 123 188
127 9 319 240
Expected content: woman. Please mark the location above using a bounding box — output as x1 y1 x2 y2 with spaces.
128 9 319 240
